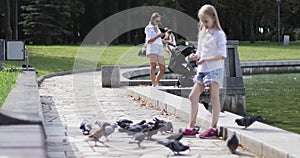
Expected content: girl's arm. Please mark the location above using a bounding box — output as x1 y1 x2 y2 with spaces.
147 33 164 44
197 55 225 65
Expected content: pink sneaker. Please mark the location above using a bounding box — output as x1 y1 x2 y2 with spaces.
199 128 218 139
183 128 198 135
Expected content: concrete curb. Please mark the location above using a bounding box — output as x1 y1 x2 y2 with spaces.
0 71 47 158
127 86 300 158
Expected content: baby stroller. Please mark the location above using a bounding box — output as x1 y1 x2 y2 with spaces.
167 45 197 87
168 44 212 111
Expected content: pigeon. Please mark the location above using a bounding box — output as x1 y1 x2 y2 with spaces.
79 119 93 135
235 116 263 129
144 119 165 139
166 131 183 141
129 132 146 148
103 123 118 141
157 139 190 155
159 121 174 134
226 132 239 154
152 117 173 134
116 119 133 129
88 122 111 146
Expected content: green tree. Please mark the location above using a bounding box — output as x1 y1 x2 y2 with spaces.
5 0 12 40
20 0 71 44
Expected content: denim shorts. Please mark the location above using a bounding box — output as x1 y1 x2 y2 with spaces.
193 68 223 86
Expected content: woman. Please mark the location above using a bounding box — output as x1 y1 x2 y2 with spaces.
144 12 166 87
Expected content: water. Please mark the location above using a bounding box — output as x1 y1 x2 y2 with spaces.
244 73 300 134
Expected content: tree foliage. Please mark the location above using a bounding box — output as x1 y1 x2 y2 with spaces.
0 0 299 45
20 0 71 44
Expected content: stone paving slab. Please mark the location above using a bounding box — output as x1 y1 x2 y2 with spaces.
39 72 256 158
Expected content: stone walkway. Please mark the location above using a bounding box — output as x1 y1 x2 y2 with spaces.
39 72 257 158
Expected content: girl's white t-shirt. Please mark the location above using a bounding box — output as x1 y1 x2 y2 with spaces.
196 29 227 72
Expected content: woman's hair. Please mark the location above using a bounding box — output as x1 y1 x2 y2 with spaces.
150 12 161 25
198 4 223 31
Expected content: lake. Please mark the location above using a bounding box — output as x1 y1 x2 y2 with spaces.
244 73 300 134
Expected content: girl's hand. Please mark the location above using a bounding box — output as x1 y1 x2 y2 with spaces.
158 33 165 37
196 59 205 65
189 53 200 61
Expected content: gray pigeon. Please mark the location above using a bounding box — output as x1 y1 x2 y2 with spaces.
129 132 146 148
159 121 174 134
166 131 183 141
104 123 118 141
226 132 239 154
235 116 263 129
157 139 190 155
79 119 93 135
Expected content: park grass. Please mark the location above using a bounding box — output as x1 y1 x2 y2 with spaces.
238 41 300 61
0 71 20 107
4 41 300 77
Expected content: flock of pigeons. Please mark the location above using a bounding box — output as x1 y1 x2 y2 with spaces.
79 115 263 155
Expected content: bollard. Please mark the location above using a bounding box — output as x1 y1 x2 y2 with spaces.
102 65 120 88
220 40 246 115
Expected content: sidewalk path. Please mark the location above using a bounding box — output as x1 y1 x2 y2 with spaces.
39 72 256 158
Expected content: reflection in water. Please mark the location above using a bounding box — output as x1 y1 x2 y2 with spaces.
244 73 300 134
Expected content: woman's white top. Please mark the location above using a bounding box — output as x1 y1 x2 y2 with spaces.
144 23 164 56
196 29 227 72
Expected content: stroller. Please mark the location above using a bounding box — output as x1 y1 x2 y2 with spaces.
167 45 197 87
168 44 212 111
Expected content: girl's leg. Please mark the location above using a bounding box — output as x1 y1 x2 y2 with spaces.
188 82 205 128
148 54 158 85
155 63 165 84
209 82 221 128
150 62 157 85
154 56 165 84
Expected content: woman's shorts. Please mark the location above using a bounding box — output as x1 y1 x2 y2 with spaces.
146 43 164 56
193 68 223 86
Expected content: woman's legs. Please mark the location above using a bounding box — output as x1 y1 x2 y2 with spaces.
188 82 205 128
209 82 220 128
149 54 165 86
149 62 157 85
155 62 165 84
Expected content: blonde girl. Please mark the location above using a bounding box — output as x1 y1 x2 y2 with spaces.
183 4 227 139
144 12 166 87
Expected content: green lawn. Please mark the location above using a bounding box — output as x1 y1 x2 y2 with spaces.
4 41 300 77
0 71 20 106
238 41 300 61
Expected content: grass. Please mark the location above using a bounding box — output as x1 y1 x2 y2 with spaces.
4 41 300 77
238 41 300 61
0 71 20 106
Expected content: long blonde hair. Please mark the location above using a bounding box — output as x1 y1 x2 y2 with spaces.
197 5 224 46
198 4 223 31
149 12 161 25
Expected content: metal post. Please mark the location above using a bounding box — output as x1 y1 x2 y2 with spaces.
277 0 281 45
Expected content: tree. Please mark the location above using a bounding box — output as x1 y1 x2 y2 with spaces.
20 0 71 44
5 0 12 40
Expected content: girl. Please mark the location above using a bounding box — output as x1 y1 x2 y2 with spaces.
144 12 165 87
163 27 176 57
183 4 227 139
